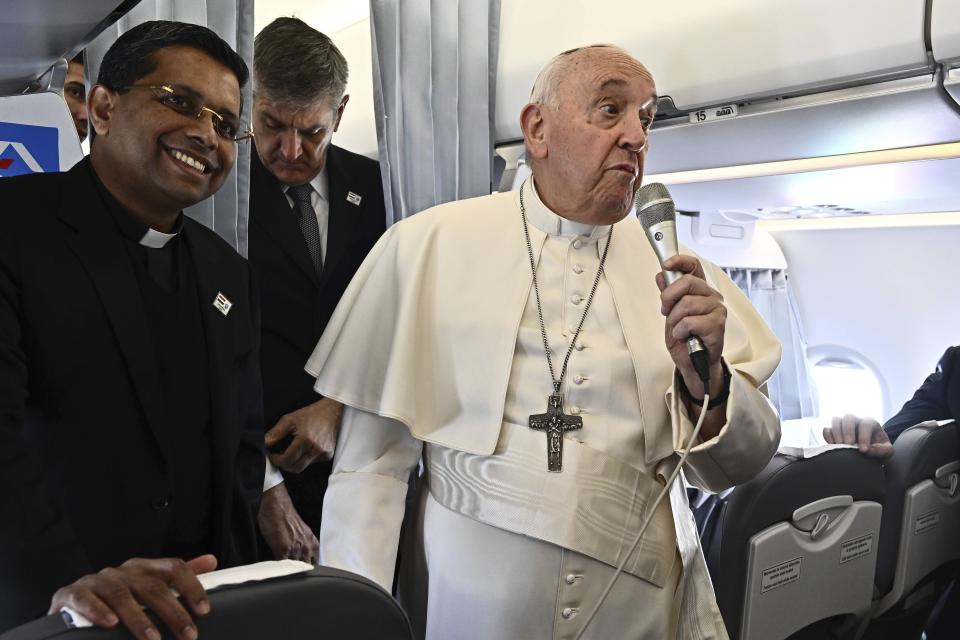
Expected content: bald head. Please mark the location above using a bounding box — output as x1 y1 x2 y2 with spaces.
529 45 655 109
520 45 658 226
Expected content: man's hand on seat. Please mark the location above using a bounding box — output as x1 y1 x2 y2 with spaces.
48 555 216 640
258 482 319 564
823 414 894 459
265 397 343 473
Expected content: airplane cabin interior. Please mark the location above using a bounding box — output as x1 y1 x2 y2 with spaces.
1 1 959 639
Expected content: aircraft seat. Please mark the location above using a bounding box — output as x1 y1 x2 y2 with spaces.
1 91 83 179
708 450 885 640
862 421 960 640
0 566 414 640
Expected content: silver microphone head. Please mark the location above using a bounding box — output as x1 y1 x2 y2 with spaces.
634 182 676 229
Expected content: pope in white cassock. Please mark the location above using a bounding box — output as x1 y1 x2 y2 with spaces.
305 45 782 639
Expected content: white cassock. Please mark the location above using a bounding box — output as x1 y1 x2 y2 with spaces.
306 179 782 640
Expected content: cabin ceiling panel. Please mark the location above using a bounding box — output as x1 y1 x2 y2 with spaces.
0 0 141 96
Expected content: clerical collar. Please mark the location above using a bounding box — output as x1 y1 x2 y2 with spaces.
140 225 180 248
88 161 183 248
525 178 612 241
282 166 329 202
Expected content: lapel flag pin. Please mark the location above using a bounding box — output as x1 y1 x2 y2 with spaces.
346 191 362 206
213 292 232 316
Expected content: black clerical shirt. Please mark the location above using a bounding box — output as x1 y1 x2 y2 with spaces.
90 166 214 559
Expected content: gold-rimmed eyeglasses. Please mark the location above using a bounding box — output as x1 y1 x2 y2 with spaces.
117 84 254 143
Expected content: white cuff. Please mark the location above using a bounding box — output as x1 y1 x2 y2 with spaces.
263 457 284 492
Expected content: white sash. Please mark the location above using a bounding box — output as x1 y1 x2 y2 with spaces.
426 422 678 587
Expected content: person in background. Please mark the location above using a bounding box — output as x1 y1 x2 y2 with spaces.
64 52 88 142
249 17 386 564
0 21 264 640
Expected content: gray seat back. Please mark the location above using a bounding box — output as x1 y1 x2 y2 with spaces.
712 450 885 640
0 566 414 640
864 421 960 639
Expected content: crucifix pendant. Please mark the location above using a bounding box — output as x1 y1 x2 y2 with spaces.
528 393 583 472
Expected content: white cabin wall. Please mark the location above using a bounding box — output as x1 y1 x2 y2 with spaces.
764 220 960 420
326 18 377 159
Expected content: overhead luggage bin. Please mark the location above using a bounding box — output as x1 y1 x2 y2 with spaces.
931 0 960 66
495 0 960 216
496 0 928 144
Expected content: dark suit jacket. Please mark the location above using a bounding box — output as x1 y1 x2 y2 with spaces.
248 145 386 534
884 346 960 441
0 159 265 631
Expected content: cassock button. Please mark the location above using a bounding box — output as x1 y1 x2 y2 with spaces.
574 375 584 384
575 342 585 351
573 239 583 249
570 294 583 305
572 264 583 274
565 574 579 585
562 607 577 619
570 406 581 415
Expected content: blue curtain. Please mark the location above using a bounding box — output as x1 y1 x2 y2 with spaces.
370 0 501 223
84 0 255 256
724 268 817 420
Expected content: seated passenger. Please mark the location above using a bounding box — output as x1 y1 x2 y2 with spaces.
822 345 959 455
0 21 264 639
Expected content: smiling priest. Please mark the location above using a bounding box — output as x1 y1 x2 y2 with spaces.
306 45 782 640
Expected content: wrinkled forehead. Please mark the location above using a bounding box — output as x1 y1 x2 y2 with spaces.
563 47 656 104
255 93 339 119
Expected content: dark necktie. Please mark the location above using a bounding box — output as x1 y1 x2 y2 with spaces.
288 183 323 277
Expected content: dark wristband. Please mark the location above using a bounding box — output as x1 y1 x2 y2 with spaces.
678 359 731 410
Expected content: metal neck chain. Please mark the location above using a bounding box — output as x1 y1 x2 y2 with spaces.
519 183 613 394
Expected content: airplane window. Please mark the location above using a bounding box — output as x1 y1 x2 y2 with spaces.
809 357 885 422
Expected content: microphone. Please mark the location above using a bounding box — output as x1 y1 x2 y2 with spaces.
634 182 711 385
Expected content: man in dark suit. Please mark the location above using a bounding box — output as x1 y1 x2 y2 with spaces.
249 18 387 563
0 22 264 639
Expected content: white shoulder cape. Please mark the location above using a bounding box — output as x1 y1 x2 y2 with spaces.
305 189 781 467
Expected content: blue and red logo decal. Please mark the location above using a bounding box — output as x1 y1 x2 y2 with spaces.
0 122 60 177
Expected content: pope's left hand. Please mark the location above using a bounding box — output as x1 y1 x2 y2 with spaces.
656 255 727 400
